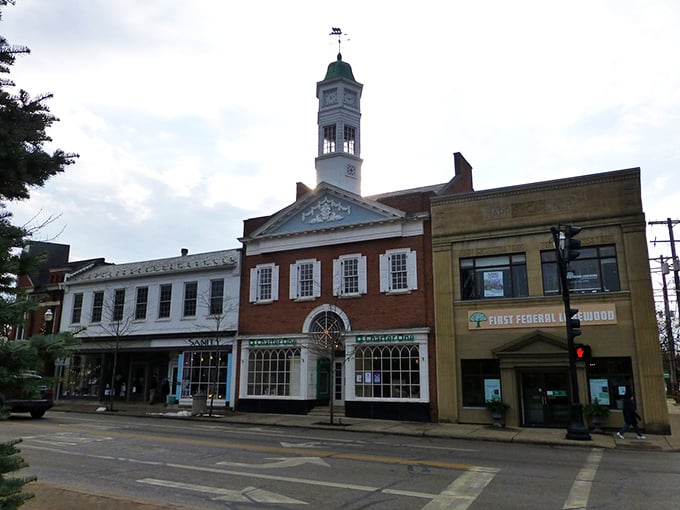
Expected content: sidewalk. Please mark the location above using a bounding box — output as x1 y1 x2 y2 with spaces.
18 399 680 509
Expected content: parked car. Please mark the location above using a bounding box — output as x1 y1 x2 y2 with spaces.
0 373 54 418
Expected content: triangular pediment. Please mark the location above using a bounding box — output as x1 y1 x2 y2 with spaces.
493 330 568 357
247 182 407 240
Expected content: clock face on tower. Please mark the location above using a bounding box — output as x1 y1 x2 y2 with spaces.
323 89 338 106
343 91 356 106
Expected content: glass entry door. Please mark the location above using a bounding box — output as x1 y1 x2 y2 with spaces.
520 371 570 427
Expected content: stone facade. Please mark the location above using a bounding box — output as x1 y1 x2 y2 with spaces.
432 168 670 434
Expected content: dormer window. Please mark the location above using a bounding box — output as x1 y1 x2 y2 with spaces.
323 125 336 154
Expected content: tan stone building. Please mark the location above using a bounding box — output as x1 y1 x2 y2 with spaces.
431 167 670 434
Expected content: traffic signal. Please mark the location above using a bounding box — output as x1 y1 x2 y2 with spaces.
567 307 581 339
574 343 591 362
563 225 582 262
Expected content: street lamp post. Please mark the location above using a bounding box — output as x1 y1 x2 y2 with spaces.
43 308 54 334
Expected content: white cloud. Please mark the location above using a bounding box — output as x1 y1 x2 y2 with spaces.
1 0 679 268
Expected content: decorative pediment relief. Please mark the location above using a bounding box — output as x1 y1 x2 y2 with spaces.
301 196 351 224
493 330 568 358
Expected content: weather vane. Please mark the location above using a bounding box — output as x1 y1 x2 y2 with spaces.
329 27 349 55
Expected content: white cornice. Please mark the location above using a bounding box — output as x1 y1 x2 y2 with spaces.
246 220 425 255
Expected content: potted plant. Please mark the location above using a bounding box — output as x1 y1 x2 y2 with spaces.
583 398 610 433
485 398 510 427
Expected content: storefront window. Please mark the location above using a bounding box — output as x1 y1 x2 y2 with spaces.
586 357 633 409
247 347 301 396
461 359 501 406
354 344 420 399
461 254 528 300
63 354 102 397
181 350 229 399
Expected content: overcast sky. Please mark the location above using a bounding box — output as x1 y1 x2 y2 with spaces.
3 1 679 284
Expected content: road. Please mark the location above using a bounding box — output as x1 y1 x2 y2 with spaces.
1 411 679 509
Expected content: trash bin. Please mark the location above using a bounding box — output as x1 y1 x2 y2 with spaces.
191 392 207 416
167 396 177 406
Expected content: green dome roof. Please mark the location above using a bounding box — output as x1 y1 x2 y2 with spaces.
324 53 356 81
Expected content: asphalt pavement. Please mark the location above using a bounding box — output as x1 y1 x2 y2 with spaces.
17 398 680 509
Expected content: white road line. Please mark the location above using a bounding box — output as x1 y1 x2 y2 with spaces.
138 478 308 504
21 442 499 506
420 466 499 510
563 448 604 510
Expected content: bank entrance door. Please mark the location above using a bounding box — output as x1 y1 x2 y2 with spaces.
520 371 570 427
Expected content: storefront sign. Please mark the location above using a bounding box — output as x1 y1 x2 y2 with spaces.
186 338 223 347
355 334 415 343
467 303 617 330
248 338 297 346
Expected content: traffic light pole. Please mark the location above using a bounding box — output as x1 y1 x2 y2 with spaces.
551 226 591 441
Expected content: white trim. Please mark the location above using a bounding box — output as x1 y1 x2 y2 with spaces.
380 248 417 293
246 221 425 255
250 263 279 303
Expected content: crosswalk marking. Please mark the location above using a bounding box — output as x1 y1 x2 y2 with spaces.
563 448 604 510
421 466 499 510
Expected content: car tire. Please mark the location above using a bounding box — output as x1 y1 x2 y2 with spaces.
30 410 45 419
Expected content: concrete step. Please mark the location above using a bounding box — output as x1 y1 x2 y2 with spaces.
308 406 345 417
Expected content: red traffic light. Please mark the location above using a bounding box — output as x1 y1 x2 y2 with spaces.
574 343 591 361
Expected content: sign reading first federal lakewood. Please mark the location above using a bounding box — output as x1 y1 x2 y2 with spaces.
467 304 617 330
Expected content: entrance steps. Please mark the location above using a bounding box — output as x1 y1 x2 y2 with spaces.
308 405 345 418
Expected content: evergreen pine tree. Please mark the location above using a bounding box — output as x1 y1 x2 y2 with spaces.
0 2 78 506
0 439 36 510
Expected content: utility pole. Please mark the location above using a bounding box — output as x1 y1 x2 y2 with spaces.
649 218 680 397
659 256 678 400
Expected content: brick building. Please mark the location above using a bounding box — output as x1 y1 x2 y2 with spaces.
236 52 473 421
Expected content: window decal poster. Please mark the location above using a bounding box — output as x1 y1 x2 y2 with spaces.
484 378 501 401
483 271 504 297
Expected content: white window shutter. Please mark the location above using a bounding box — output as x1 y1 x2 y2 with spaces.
313 260 321 297
358 255 368 294
407 250 418 290
289 263 297 299
332 259 341 296
271 265 280 301
379 253 389 292
249 268 258 302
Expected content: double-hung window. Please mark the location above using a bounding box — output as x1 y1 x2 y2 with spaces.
460 254 528 300
541 245 620 295
91 291 104 323
183 282 198 317
379 249 417 293
71 293 83 324
289 259 321 300
249 263 279 303
209 279 225 316
112 289 125 322
158 284 172 318
135 286 148 320
333 254 367 296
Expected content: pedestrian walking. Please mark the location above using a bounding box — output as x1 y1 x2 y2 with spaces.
161 377 170 406
148 373 158 404
616 391 646 440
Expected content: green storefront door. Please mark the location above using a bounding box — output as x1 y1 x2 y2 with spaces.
316 359 330 400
